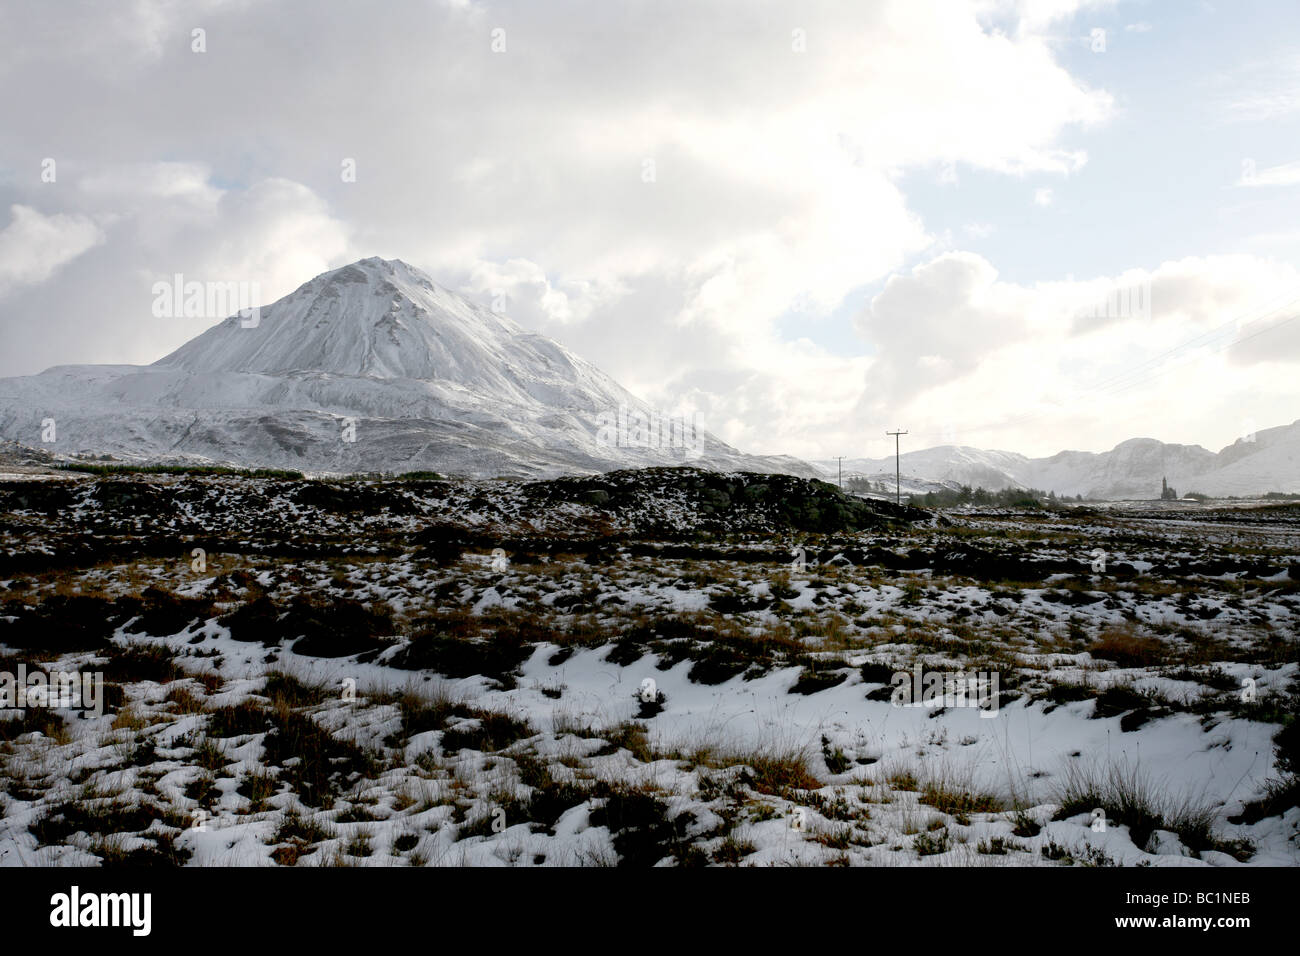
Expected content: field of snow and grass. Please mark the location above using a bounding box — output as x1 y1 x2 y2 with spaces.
1 467 1297 867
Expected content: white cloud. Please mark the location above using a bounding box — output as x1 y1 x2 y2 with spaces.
79 162 222 207
0 0 1157 461
462 258 629 328
1034 187 1055 206
1216 54 1300 123
0 205 104 297
855 252 1030 406
0 170 351 373
852 251 1300 456
1239 159 1300 187
974 0 1119 37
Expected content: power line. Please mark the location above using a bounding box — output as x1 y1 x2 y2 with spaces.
951 291 1300 443
1076 286 1300 396
1079 296 1300 400
886 430 907 505
1099 312 1300 402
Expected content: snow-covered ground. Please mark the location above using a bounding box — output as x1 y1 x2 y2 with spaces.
1 470 1297 867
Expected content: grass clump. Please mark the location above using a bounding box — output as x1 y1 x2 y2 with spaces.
1092 684 1172 731
0 709 65 742
164 684 207 714
128 586 213 636
207 700 270 738
103 643 183 684
0 595 121 652
733 750 822 798
712 834 758 864
440 710 535 754
1090 626 1168 668
790 661 849 695
31 796 193 866
390 620 532 688
588 781 696 867
260 708 377 808
593 721 655 762
820 735 850 775
913 827 950 856
263 671 331 709
268 811 335 865
918 779 1006 817
1054 758 1248 860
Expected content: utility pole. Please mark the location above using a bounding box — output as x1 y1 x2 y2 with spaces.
834 456 845 490
886 430 907 505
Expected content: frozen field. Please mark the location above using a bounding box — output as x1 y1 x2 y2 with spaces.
1 468 1297 867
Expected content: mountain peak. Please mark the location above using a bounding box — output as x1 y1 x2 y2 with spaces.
322 256 420 281
0 255 815 479
296 256 438 301
152 257 535 382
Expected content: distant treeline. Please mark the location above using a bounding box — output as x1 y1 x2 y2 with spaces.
911 485 1300 508
321 470 447 482
1185 490 1300 501
54 462 450 482
844 477 891 494
58 462 306 478
907 485 1078 509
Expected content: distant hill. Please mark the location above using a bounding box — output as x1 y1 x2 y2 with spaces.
815 421 1300 500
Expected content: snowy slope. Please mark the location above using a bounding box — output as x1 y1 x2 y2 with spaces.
0 258 816 479
817 420 1300 499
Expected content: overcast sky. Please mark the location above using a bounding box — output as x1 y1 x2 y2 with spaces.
2 0 1299 461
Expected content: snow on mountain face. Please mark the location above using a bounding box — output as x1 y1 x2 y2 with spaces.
0 257 818 479
154 258 627 410
817 421 1300 500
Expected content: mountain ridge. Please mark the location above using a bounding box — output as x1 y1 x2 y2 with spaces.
0 257 816 479
816 419 1300 499
3 255 1294 494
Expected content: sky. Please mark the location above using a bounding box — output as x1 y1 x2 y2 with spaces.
1 0 1298 462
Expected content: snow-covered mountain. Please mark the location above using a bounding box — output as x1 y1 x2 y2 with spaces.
0 257 815 478
818 421 1300 499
